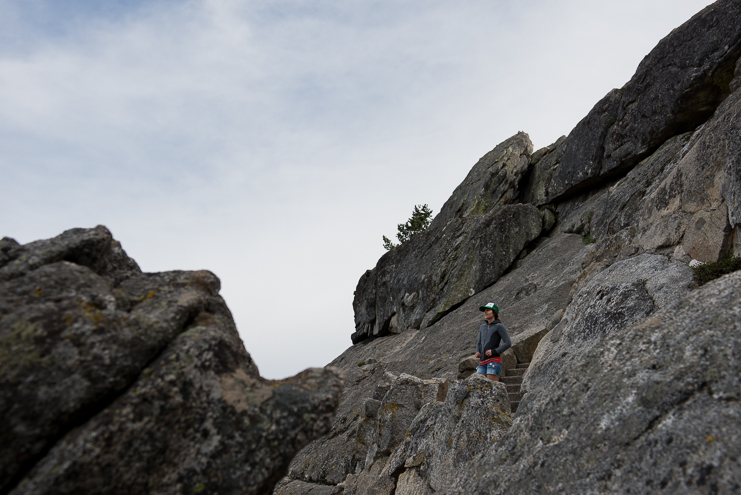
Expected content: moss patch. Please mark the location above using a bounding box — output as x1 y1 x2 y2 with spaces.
469 195 491 216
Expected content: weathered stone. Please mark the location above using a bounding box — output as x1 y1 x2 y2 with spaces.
526 0 741 205
0 227 344 495
457 355 478 374
374 374 449 457
470 270 741 494
430 132 533 228
553 78 741 265
522 254 694 397
498 347 517 375
548 88 623 200
395 468 433 495
387 374 512 493
343 458 395 495
683 204 734 262
540 207 557 232
287 364 389 486
363 398 382 418
352 203 542 342
601 0 741 175
273 478 344 495
546 308 564 331
0 226 141 285
520 136 567 206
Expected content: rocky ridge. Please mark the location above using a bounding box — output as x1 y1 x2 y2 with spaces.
280 1 741 493
0 226 344 495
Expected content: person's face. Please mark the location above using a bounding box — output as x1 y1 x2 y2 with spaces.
484 309 494 320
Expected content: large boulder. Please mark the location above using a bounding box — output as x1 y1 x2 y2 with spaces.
430 132 532 228
555 70 741 263
306 374 511 495
352 203 542 343
469 269 741 494
285 370 449 489
522 253 694 398
352 133 539 344
522 0 741 205
0 227 344 495
386 374 512 494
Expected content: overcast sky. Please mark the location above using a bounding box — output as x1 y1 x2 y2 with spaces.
1 0 711 379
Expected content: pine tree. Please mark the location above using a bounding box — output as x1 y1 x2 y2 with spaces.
382 204 433 251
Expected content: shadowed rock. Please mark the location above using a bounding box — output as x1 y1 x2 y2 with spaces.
352 203 542 343
352 133 540 344
523 0 741 206
555 72 741 263
0 227 344 495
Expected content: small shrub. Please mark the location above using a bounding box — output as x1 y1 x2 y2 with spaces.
582 234 596 245
692 255 741 286
382 204 434 251
357 361 366 367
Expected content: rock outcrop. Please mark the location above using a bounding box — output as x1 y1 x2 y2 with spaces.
283 1 741 493
522 0 741 206
352 202 543 343
0 226 344 495
351 133 542 344
471 270 741 494
276 374 511 495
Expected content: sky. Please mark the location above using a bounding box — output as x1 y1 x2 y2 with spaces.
0 0 712 379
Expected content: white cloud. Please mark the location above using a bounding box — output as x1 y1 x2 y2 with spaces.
0 0 712 378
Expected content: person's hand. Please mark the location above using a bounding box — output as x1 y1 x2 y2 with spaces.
485 350 491 357
475 352 481 358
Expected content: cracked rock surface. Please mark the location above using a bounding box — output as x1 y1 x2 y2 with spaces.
0 226 344 495
471 269 741 494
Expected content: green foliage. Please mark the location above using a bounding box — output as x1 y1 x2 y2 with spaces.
382 235 397 251
357 361 366 367
582 234 596 245
383 204 434 251
692 255 741 286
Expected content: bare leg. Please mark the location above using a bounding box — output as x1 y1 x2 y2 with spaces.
486 374 500 382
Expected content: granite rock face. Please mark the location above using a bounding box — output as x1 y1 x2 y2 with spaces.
282 233 587 493
522 253 695 398
386 375 512 494
352 203 542 343
284 371 450 489
523 0 741 205
555 71 741 263
352 132 540 344
430 132 533 228
280 374 510 495
471 270 741 494
282 3 741 494
0 227 344 495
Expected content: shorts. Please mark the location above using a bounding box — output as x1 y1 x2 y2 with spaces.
476 362 502 376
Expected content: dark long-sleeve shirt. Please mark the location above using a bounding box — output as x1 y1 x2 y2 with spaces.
476 319 511 364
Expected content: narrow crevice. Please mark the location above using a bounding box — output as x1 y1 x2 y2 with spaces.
423 298 468 330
